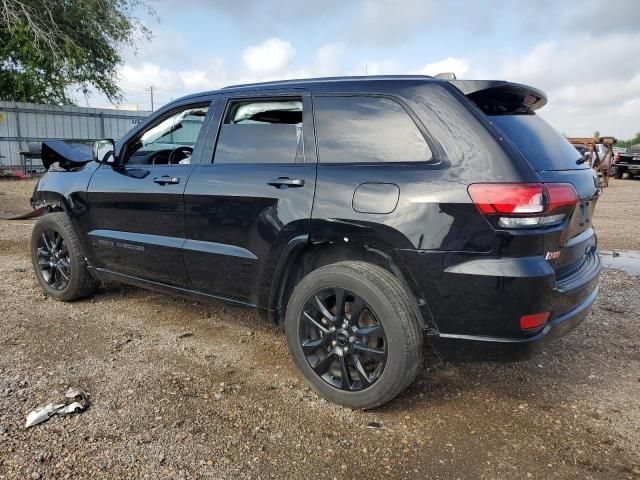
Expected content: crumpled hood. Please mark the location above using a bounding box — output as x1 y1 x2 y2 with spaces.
41 140 93 170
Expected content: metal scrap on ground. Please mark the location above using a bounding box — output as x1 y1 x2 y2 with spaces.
25 387 90 428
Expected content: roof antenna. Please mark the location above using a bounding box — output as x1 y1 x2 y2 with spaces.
434 72 456 80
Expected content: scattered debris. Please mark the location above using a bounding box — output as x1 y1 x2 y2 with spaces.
177 332 194 339
6 206 46 220
366 421 384 430
25 387 90 428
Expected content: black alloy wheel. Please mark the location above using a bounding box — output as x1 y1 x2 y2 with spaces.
299 287 387 391
36 229 71 291
31 212 100 301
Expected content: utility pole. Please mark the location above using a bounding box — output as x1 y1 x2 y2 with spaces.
145 85 155 111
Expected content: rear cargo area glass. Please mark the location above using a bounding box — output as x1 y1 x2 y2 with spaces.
490 115 587 171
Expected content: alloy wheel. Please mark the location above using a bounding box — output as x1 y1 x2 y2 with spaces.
36 229 71 291
299 287 387 391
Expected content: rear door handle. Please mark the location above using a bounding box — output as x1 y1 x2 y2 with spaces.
267 177 305 189
153 175 180 185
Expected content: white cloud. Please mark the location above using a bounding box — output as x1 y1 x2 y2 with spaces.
118 63 177 91
352 0 436 43
95 15 639 140
178 58 229 91
495 33 640 138
243 38 295 75
313 43 346 77
417 57 470 77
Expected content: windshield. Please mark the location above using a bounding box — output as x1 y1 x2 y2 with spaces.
490 114 587 171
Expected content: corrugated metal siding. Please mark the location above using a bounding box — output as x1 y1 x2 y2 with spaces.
0 101 150 168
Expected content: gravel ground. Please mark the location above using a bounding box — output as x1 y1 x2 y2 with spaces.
0 177 639 479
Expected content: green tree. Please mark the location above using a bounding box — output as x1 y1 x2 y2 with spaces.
618 132 640 149
0 0 153 104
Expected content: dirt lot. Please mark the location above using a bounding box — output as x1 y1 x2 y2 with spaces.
0 178 639 479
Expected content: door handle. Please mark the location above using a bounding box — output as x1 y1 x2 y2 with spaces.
267 177 305 189
153 175 180 185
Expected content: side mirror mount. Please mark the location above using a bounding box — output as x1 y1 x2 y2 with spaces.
93 139 116 164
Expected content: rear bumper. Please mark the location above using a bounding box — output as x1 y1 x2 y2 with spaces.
430 285 598 361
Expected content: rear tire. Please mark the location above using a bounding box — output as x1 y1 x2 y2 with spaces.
613 168 623 179
31 212 100 301
285 261 423 409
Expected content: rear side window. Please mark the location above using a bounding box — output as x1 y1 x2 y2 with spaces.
490 114 586 171
314 96 432 164
213 99 305 164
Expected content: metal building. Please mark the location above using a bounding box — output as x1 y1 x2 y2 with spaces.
0 101 150 171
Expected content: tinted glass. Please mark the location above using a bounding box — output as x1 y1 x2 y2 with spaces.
490 114 587 171
314 96 432 164
213 99 304 164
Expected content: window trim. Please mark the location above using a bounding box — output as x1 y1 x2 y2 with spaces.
208 91 316 166
312 93 442 167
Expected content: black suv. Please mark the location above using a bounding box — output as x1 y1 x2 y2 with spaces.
30 76 601 408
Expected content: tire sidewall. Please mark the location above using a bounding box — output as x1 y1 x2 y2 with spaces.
31 214 80 301
285 266 415 408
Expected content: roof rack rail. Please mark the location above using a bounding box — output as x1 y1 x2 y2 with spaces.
221 74 433 90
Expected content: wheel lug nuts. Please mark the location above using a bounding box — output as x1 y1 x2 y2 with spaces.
331 340 337 346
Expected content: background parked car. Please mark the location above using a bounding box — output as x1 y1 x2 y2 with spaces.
612 144 640 179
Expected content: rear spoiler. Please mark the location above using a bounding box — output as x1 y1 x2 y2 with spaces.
448 80 547 114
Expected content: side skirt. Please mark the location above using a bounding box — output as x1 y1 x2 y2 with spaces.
89 267 258 309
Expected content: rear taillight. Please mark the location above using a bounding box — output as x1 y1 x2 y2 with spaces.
614 152 620 164
468 183 578 229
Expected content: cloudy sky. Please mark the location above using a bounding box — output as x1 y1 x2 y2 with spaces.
88 0 640 139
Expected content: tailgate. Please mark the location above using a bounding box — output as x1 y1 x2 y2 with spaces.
456 80 602 290
536 168 600 274
487 114 600 275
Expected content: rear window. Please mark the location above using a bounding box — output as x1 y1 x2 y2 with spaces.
490 114 586 171
628 144 640 154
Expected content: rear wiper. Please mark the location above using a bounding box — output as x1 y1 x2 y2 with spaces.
576 153 590 165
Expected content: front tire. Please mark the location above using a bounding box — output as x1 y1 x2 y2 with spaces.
31 212 100 301
285 261 423 409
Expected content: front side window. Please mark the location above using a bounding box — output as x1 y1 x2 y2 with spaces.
213 98 305 164
314 96 432 164
124 105 209 165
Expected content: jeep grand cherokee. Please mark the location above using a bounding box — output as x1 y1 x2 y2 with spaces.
30 75 601 408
